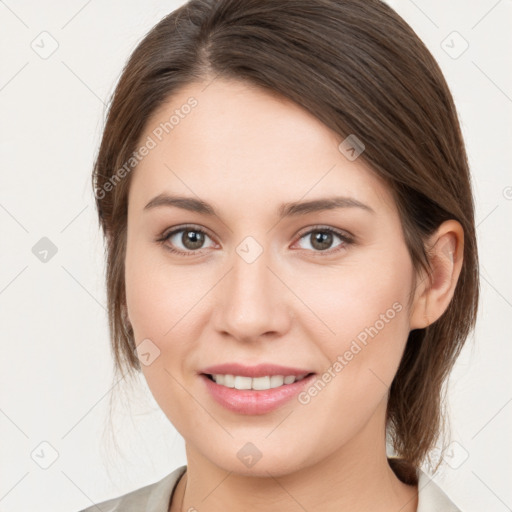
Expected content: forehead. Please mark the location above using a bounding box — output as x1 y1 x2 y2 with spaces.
128 79 395 216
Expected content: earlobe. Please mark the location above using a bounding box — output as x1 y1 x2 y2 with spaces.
409 220 464 330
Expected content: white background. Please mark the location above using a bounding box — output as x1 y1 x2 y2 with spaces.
0 1 510 511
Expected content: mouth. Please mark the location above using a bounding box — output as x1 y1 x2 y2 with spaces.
199 367 317 415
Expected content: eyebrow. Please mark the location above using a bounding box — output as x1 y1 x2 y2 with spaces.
143 193 375 218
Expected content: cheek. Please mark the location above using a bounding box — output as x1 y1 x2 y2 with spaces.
124 239 211 396
299 246 414 380
124 240 202 342
290 251 414 443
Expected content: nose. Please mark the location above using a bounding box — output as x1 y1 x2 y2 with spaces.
212 244 292 343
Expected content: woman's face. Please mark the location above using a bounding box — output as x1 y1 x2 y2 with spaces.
125 78 419 476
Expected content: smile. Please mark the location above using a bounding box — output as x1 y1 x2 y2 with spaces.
200 372 317 415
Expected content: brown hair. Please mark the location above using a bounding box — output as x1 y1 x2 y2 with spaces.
92 0 479 482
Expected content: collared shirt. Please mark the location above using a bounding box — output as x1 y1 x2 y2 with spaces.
77 464 461 511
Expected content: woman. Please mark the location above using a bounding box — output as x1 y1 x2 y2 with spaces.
80 0 479 510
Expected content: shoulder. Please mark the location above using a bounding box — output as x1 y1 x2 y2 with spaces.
416 468 462 512
75 465 187 512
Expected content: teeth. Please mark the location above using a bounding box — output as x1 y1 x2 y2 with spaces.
270 375 284 388
235 376 253 390
210 374 308 390
253 376 271 390
221 374 232 387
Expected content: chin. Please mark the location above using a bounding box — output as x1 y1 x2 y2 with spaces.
201 439 316 479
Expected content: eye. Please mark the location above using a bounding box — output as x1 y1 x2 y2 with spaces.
157 224 216 256
293 226 353 254
156 224 354 257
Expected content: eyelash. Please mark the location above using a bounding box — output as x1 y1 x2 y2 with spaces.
156 224 354 257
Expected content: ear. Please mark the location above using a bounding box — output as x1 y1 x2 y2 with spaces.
409 220 464 330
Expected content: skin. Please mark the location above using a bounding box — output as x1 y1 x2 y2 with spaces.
124 78 463 512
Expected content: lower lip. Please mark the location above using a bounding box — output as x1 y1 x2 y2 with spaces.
200 373 316 415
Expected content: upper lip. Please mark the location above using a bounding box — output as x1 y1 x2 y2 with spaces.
200 363 315 378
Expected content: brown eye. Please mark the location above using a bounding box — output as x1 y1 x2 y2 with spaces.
160 225 216 255
295 227 353 253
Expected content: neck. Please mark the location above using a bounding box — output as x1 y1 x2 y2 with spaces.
170 404 418 512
